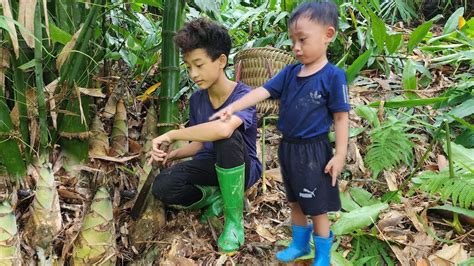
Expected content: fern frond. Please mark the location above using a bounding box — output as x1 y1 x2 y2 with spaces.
365 122 414 178
418 169 474 208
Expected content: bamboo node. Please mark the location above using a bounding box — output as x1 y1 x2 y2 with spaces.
156 123 180 128
59 131 92 140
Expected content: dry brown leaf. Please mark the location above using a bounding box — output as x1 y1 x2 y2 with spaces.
256 224 276 242
0 47 9 92
383 170 398 191
403 199 426 232
18 0 36 48
56 27 81 71
402 232 434 263
378 210 405 231
77 87 106 98
215 254 228 265
89 154 139 163
415 258 430 266
437 154 448 171
428 244 469 265
45 79 59 129
265 168 282 183
1 0 19 57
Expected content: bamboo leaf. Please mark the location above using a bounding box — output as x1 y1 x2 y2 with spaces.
346 49 372 84
49 21 72 45
333 203 389 235
386 33 402 54
18 0 36 48
444 7 464 34
369 97 449 108
370 13 386 53
402 59 417 96
56 27 82 71
18 59 36 70
407 20 432 53
0 0 20 58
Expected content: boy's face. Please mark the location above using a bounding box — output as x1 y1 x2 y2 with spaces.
183 48 226 90
288 17 335 65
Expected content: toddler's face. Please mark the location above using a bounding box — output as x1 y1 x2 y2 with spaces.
288 17 334 65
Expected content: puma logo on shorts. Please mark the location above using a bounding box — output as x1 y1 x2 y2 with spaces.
299 187 317 198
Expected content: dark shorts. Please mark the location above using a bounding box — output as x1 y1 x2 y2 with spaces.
278 134 341 216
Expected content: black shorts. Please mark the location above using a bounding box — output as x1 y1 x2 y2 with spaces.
278 134 341 216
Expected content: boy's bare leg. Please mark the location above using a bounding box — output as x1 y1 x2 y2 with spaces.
311 213 330 238
289 202 307 226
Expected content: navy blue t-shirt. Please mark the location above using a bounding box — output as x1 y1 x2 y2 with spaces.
263 63 350 138
189 82 262 187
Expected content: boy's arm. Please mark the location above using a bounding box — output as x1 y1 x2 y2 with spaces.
324 112 349 186
152 115 243 146
333 112 349 158
209 87 270 121
171 141 203 159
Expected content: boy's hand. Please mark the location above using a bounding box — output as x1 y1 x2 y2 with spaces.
324 154 346 187
209 105 234 121
147 134 172 165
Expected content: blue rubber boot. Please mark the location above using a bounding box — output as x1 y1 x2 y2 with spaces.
275 224 312 262
312 231 333 266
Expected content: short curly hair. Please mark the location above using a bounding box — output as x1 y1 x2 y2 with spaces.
174 18 232 62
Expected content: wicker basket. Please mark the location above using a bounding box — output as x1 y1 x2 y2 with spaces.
234 47 296 114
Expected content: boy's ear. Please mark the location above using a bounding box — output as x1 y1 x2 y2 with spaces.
218 54 227 68
326 26 336 40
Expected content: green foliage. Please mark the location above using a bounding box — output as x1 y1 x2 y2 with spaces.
443 7 464 34
355 105 379 127
346 235 395 266
430 205 474 219
414 168 474 208
407 20 433 53
346 49 372 84
365 120 415 178
380 0 418 24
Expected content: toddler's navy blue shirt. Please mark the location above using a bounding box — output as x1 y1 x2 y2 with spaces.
263 63 350 138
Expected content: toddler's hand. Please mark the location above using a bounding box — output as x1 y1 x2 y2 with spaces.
209 105 234 121
324 154 346 187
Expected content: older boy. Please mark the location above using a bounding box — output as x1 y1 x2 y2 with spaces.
148 18 262 254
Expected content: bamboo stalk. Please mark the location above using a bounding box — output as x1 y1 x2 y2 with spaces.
34 0 48 161
25 164 62 251
11 47 31 163
89 114 109 156
72 187 116 265
58 0 103 164
0 202 21 265
110 99 128 156
141 104 158 156
158 0 184 135
0 98 26 178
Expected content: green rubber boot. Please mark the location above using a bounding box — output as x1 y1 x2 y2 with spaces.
190 185 223 224
170 185 223 223
216 164 245 254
